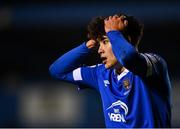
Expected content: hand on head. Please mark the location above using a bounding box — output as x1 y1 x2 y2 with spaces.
86 39 99 49
104 15 128 33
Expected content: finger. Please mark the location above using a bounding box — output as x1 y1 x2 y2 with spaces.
113 14 119 19
108 16 113 20
104 19 109 26
120 15 127 21
124 20 128 27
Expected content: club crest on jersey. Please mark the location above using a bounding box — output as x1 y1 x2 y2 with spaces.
123 79 131 90
106 100 128 123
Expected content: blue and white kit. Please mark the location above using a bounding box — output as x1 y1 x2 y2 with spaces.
49 31 172 128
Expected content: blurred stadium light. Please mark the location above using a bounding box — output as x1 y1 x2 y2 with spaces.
0 2 180 29
18 83 86 127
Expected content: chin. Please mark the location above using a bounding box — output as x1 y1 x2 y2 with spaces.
104 61 118 69
105 64 113 69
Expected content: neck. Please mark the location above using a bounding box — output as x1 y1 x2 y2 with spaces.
114 63 125 75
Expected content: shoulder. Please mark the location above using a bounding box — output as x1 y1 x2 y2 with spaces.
140 53 168 76
142 53 167 66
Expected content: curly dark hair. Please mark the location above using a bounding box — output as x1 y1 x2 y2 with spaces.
87 13 144 48
87 16 106 40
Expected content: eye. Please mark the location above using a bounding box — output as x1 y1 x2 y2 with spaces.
103 39 109 44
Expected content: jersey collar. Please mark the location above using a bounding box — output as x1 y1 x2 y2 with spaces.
114 68 129 81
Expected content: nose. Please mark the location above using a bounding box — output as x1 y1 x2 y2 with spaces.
98 44 104 54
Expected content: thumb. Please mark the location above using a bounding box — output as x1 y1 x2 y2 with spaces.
124 20 128 27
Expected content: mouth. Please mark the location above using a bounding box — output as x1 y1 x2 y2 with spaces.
101 57 107 64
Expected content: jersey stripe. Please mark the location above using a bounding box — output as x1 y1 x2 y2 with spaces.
141 53 153 76
145 53 159 75
73 68 82 81
116 69 129 81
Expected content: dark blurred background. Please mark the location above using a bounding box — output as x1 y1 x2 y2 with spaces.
0 0 180 127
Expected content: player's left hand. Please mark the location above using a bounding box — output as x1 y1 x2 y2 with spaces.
104 15 128 33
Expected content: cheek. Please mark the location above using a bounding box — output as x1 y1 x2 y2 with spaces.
107 51 117 64
106 44 117 62
110 51 118 62
108 49 116 59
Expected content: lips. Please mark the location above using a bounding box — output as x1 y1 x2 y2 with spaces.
101 57 107 64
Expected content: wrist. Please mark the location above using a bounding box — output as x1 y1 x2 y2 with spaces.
106 29 119 33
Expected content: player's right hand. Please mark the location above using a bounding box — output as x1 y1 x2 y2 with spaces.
86 39 98 49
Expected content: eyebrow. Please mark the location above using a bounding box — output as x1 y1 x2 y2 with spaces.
102 36 110 42
97 35 109 42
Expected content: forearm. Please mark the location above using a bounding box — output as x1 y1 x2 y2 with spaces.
107 31 147 75
49 42 91 79
107 31 137 64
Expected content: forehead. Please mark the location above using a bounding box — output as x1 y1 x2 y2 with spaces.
97 35 109 42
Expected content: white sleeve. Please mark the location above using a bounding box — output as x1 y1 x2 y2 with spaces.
72 65 99 91
73 68 82 81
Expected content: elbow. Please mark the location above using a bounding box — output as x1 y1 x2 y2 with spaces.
49 64 61 79
49 64 57 78
49 64 67 80
120 50 138 66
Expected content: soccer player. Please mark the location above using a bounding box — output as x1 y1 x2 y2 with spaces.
49 13 172 128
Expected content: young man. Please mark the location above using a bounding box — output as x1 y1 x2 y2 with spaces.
49 13 172 128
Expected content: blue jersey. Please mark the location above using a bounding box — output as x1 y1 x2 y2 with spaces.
49 31 172 128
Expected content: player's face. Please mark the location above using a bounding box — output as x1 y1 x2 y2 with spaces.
98 36 118 69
